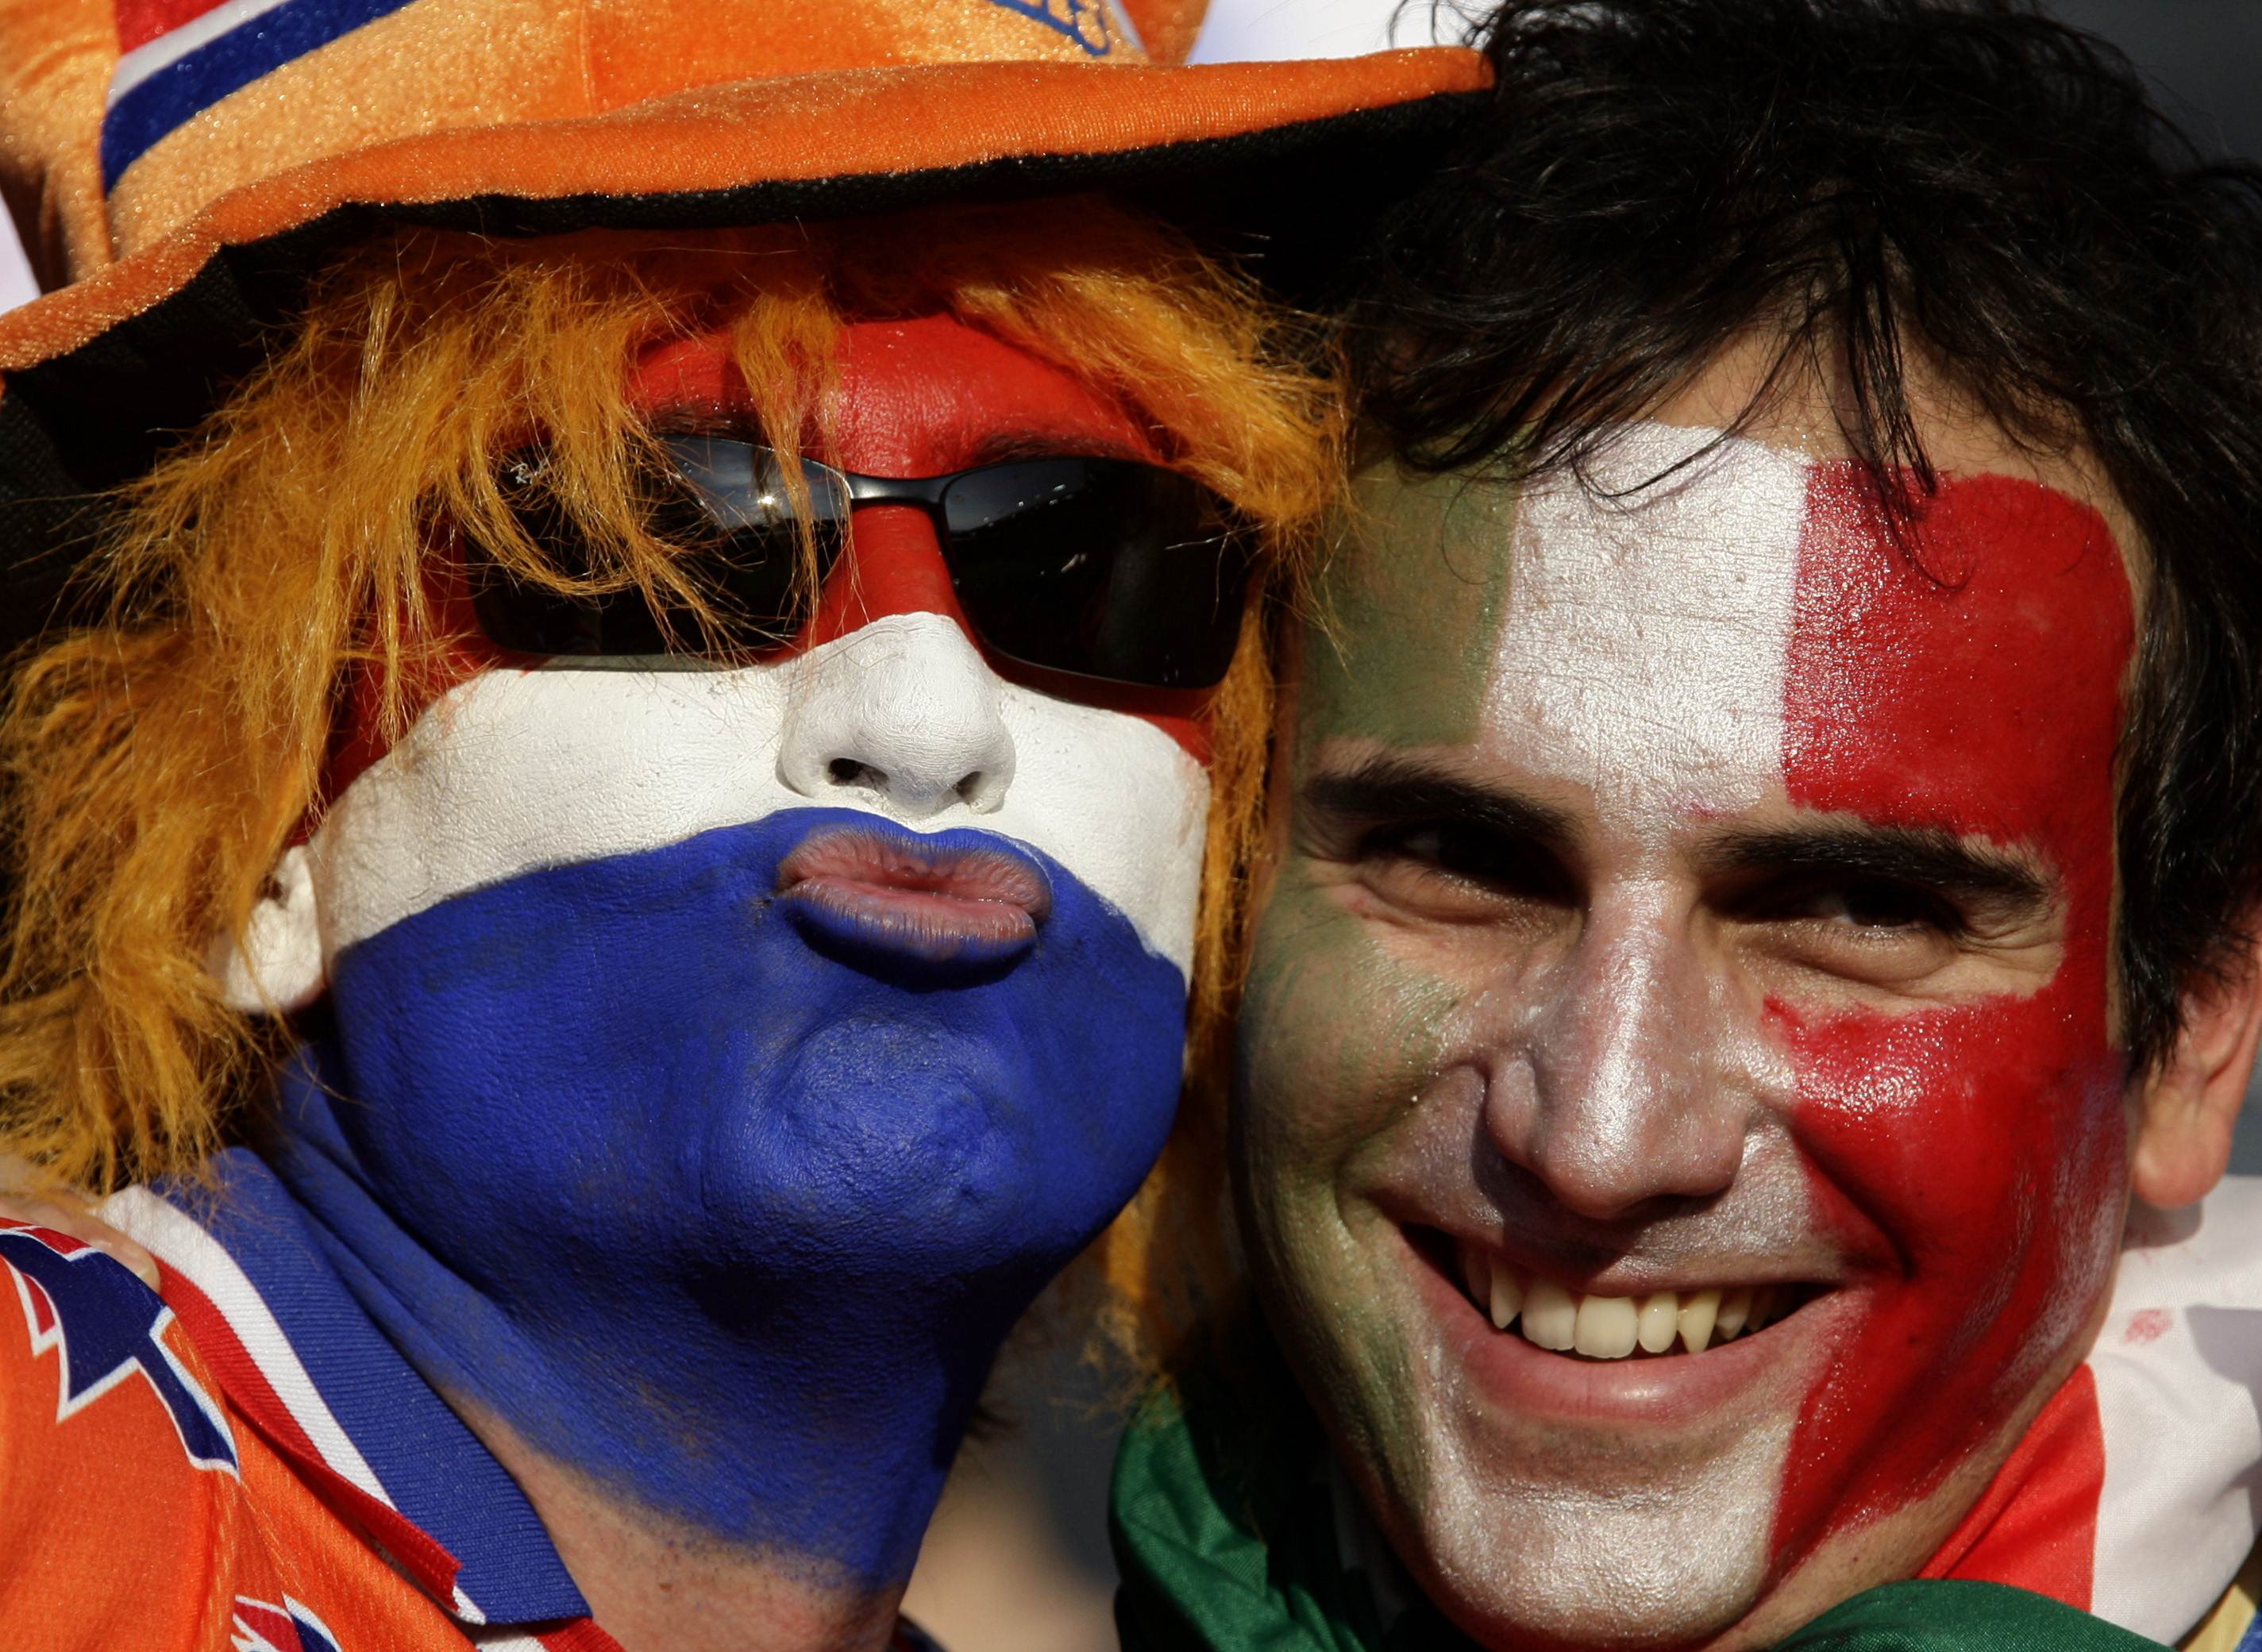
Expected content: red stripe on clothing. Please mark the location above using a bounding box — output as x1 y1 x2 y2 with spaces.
1921 1361 2106 1610
113 0 234 53
0 1218 89 1255
154 1258 468 1604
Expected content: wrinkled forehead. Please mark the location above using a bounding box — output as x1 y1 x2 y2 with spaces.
1318 425 2135 848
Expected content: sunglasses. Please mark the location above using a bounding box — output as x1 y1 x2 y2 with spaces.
461 434 1254 691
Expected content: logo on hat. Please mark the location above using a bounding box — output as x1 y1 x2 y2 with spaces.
988 0 1125 56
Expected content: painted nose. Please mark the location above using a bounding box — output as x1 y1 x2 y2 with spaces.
1483 888 1751 1219
776 610 1017 818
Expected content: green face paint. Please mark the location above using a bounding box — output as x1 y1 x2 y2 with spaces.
1241 445 1815 1648
1236 461 1519 1542
1296 462 1518 759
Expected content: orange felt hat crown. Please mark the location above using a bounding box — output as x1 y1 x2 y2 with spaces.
0 0 1486 582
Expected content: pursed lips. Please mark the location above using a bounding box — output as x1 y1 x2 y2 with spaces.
775 823 1054 963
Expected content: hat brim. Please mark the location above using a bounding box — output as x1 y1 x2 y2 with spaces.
0 51 1483 567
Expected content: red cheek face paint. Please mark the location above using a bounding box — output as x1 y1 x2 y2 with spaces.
1770 465 2135 1574
322 313 1218 804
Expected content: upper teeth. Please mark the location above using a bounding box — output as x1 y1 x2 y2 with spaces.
1458 1243 1782 1357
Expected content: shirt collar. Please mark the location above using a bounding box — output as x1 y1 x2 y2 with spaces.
114 1153 588 1627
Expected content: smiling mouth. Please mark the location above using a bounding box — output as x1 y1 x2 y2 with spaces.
776 826 1052 963
1412 1228 1819 1361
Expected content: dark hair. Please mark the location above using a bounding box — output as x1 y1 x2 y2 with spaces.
1347 0 2262 1072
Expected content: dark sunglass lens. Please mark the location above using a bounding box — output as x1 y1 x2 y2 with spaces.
653 437 848 651
941 460 1249 689
464 442 846 658
464 453 633 657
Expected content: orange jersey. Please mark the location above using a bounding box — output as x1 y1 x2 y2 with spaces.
0 1193 621 1652
0 1160 949 1652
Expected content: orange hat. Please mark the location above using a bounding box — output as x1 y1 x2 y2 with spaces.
0 0 1485 570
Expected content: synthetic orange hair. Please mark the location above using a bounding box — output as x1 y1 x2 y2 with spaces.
0 198 1336 1368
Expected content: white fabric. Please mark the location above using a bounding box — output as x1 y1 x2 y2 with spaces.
98 1186 391 1507
2089 1175 2262 1641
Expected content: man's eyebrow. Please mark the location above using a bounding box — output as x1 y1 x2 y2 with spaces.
1300 753 1578 848
1695 822 2052 909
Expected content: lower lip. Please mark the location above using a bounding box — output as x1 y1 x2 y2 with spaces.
776 831 1050 965
1397 1226 1844 1428
788 873 1039 949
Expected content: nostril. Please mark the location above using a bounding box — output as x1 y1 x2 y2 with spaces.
773 614 1018 816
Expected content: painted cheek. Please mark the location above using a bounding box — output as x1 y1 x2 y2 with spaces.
1769 468 2134 1569
1239 859 1459 1424
1246 876 1438 1153
323 540 522 812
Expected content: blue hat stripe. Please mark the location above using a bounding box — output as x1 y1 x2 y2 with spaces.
102 0 418 189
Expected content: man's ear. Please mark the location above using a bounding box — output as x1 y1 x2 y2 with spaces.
2132 920 2262 1209
208 845 326 1015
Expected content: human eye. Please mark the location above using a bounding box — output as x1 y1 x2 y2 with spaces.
1781 875 1964 934
1351 819 1579 922
1730 872 1969 986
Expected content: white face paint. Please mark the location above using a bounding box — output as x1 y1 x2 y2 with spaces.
1488 423 1809 830
200 297 1244 1597
224 610 1208 1003
1445 429 1813 1632
1254 404 2139 1649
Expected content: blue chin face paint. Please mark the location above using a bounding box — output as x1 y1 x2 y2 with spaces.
269 805 1185 1588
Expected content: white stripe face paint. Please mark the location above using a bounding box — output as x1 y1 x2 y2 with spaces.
1481 422 1813 1208
1486 423 1809 829
1421 428 1811 1631
219 609 1208 1008
302 611 1207 979
1479 424 1809 1274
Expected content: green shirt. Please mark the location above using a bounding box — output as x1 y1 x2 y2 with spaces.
1109 1323 2168 1652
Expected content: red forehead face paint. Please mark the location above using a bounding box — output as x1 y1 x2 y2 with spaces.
1771 464 2136 1573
